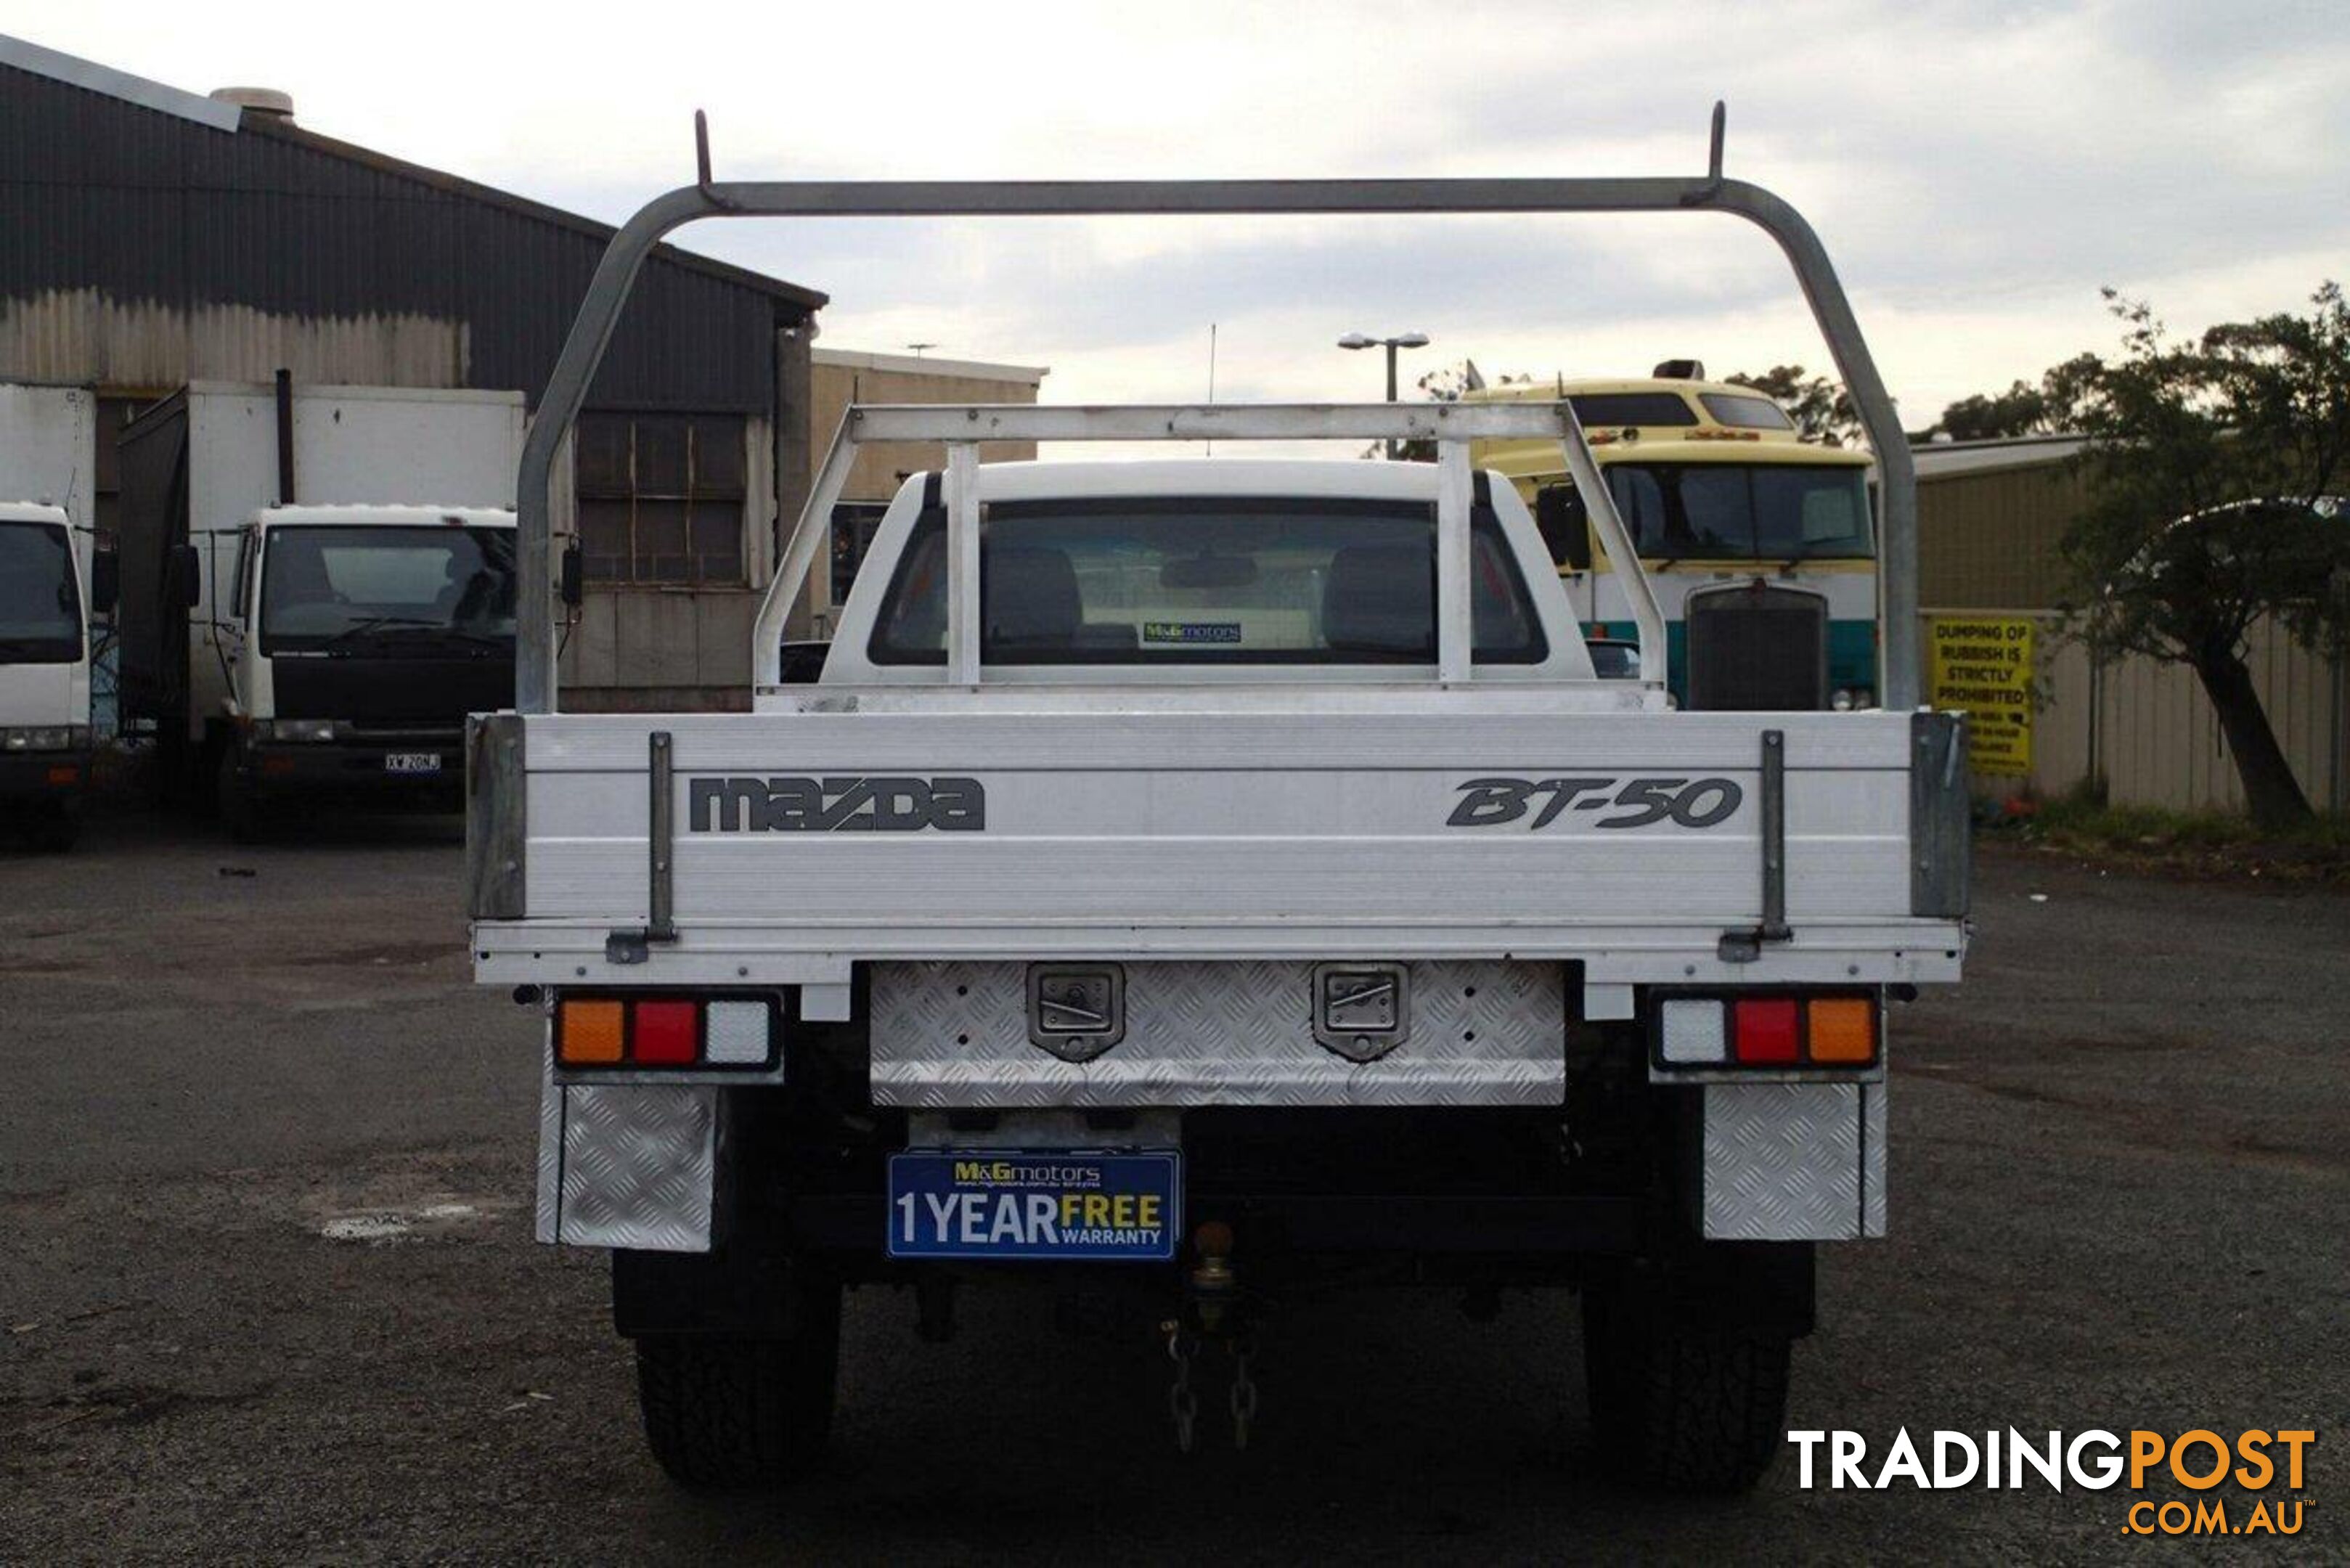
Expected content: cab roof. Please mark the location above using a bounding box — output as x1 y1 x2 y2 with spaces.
1469 374 1782 406
253 504 517 527
1462 375 1872 473
0 500 73 526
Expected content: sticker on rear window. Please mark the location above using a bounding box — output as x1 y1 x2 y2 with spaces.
1143 621 1242 645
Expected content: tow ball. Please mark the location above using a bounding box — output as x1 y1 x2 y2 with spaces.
1162 1221 1260 1453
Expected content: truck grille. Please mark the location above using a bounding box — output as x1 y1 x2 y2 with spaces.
1684 582 1828 711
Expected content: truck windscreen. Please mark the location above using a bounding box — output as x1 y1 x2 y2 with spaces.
0 521 81 662
1604 464 1873 562
870 497 1547 665
259 526 518 656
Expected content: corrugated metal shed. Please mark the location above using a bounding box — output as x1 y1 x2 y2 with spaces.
0 36 823 409
1916 436 2086 612
0 34 832 709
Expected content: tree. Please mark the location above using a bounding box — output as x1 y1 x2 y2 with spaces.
1724 365 1862 446
2055 283 2350 828
1935 381 2057 441
1928 355 2104 441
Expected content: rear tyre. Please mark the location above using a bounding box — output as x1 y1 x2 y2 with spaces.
25 801 81 852
635 1283 842 1490
1581 1276 1792 1493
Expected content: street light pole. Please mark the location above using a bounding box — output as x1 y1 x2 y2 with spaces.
1338 330 1431 459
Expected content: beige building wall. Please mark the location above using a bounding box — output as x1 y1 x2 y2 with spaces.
809 349 1047 503
796 348 1048 633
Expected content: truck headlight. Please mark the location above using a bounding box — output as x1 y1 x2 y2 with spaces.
2 726 81 751
254 719 340 743
1830 687 1876 712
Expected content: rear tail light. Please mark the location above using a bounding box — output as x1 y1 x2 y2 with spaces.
1649 993 1879 1071
555 995 777 1070
1731 998 1800 1063
558 1000 626 1064
630 1000 699 1065
1658 999 1728 1064
703 1001 773 1064
1806 997 1877 1062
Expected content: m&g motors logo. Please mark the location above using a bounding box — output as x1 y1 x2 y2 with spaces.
1790 1428 2314 1538
688 775 984 833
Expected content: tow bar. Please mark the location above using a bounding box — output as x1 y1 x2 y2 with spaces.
1164 1221 1261 1452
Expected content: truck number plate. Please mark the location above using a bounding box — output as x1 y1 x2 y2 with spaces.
384 752 442 775
886 1150 1180 1262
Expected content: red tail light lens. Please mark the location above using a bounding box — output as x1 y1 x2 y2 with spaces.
1731 998 1800 1063
632 1000 699 1064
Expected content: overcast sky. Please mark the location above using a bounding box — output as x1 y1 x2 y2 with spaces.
12 1 2347 437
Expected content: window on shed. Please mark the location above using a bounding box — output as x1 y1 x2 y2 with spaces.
575 412 748 585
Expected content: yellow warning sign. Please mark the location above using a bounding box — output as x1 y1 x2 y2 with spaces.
1928 616 2034 776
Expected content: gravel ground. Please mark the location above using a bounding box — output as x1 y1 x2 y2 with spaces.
1 812 2343 1563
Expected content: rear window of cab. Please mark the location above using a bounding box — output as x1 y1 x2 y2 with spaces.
868 496 1548 666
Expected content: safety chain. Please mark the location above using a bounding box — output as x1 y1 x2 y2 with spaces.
1163 1320 1199 1453
1228 1334 1260 1450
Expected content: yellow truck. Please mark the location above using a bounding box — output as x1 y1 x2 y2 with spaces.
1467 368 1877 709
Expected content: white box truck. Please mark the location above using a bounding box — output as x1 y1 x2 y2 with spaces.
115 380 524 839
464 129 1967 1496
1 383 109 851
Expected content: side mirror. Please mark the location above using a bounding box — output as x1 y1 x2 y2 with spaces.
559 536 584 609
1535 485 1592 572
89 548 119 615
168 543 202 610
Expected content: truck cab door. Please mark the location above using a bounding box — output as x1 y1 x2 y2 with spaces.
224 526 258 711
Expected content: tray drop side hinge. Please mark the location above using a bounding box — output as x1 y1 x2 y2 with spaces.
606 729 680 965
1718 727 1792 963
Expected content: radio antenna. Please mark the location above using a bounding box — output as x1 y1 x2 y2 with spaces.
1205 322 1218 456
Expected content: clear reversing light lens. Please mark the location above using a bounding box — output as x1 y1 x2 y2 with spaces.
1659 999 1727 1064
703 1000 772 1066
